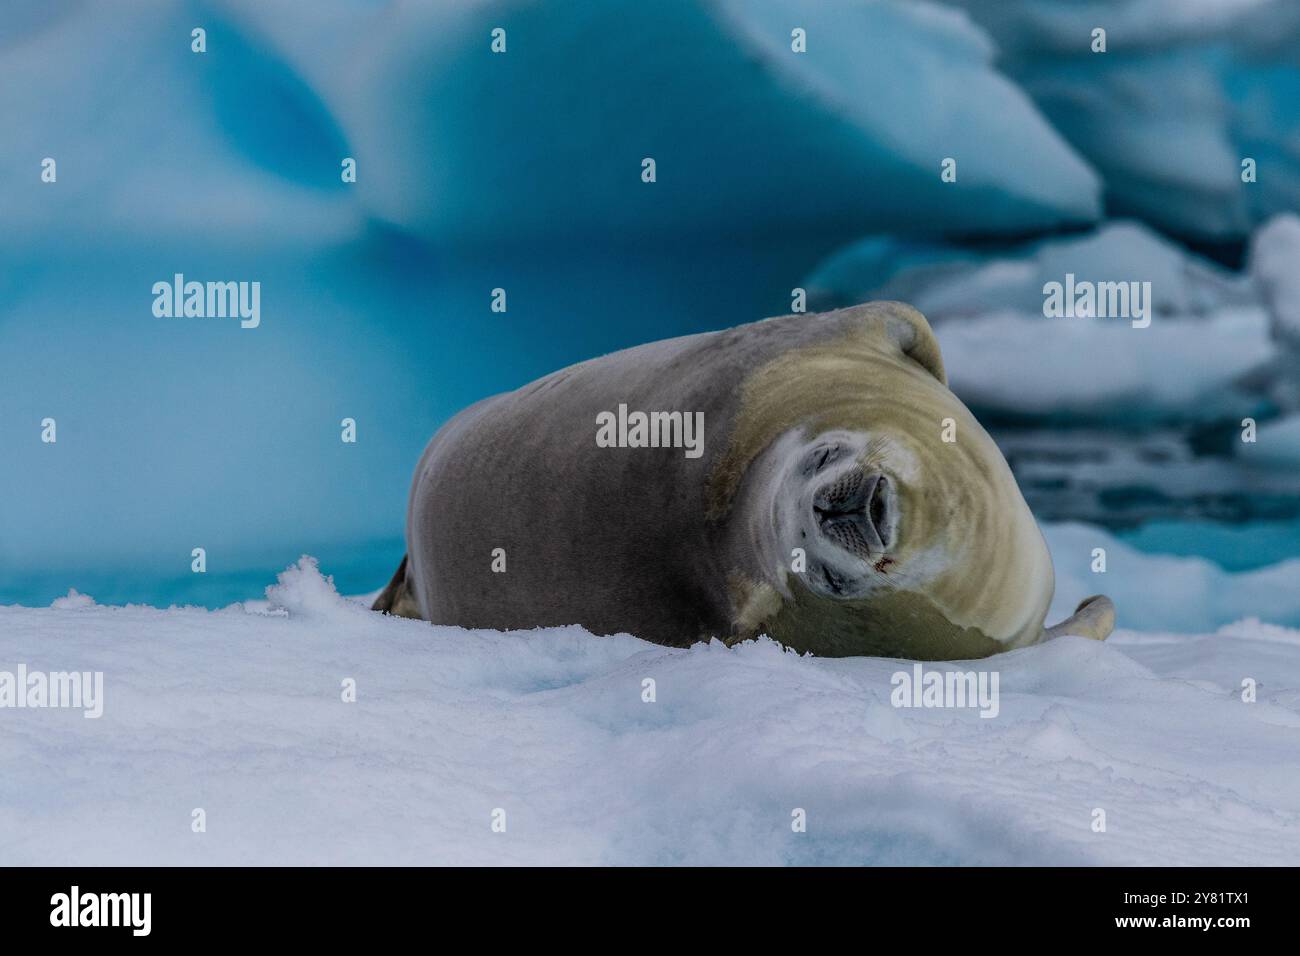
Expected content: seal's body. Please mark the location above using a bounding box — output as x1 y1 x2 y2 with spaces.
376 303 1113 659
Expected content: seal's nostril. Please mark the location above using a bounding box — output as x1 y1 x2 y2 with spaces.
821 469 862 507
868 476 888 536
814 470 890 561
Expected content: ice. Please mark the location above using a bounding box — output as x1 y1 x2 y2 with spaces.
209 0 1101 242
1044 523 1300 631
937 306 1273 419
1250 214 1300 348
0 1 357 249
805 220 1282 420
806 220 1254 319
2 557 1298 865
941 0 1300 238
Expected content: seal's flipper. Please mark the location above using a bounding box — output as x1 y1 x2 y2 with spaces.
1041 595 1115 643
372 554 424 619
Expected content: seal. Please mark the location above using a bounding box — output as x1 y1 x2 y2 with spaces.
374 302 1114 659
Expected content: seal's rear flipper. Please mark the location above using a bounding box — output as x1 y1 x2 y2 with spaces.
1041 595 1115 643
372 554 424 619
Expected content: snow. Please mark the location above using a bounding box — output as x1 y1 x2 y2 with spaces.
47 589 96 611
3 555 1298 866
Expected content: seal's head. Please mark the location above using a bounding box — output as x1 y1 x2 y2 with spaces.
714 301 1113 659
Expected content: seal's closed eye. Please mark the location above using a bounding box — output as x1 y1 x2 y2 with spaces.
801 442 844 475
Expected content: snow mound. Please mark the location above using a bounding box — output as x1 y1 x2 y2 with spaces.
1219 617 1300 644
264 556 364 620
49 589 96 610
3 554 1299 866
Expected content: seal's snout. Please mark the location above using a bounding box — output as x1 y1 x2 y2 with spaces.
814 469 893 559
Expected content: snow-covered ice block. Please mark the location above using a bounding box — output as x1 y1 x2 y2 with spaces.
806 221 1254 319
804 220 1281 421
941 0 1300 238
3 557 1300 865
937 306 1273 420
1045 522 1300 631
